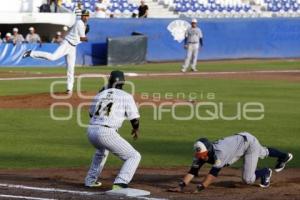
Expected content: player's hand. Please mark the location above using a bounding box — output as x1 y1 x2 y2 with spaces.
167 186 183 193
184 44 188 49
193 183 205 193
131 129 139 140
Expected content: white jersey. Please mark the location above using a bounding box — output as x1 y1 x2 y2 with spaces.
89 88 140 129
65 20 86 46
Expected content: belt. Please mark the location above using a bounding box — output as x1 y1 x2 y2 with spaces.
65 39 76 47
100 125 118 132
188 42 199 44
101 125 112 128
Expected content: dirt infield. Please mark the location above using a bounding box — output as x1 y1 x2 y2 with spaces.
0 167 299 200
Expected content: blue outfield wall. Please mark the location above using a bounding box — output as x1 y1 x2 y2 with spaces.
1 18 300 67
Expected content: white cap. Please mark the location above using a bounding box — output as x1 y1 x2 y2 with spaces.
63 26 68 31
13 27 18 32
6 32 12 37
191 18 197 23
56 31 61 36
193 141 207 152
29 27 34 31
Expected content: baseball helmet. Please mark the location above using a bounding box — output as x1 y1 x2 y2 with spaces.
109 70 125 87
194 138 213 159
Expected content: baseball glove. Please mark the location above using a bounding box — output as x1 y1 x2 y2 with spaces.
85 24 90 34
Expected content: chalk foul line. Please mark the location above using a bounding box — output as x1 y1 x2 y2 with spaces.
0 194 57 200
0 183 103 196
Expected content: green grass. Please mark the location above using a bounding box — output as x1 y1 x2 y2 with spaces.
1 59 300 75
0 71 299 169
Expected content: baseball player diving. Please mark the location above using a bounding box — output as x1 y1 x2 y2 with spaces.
169 132 293 193
84 70 141 190
22 10 91 94
181 18 203 73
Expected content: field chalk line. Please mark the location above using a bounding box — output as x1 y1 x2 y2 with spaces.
0 194 57 200
0 70 300 81
0 183 103 196
0 183 169 200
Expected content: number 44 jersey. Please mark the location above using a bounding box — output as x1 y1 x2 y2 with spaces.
89 88 140 129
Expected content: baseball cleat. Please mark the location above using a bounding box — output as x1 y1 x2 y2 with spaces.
191 68 198 72
85 181 102 188
112 183 128 190
181 69 186 72
259 168 272 188
22 50 32 58
275 153 293 172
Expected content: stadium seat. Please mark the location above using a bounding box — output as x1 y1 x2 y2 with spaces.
62 0 300 18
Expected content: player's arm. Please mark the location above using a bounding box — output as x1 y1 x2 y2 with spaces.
78 21 88 42
130 118 140 140
80 37 88 41
184 30 188 48
199 29 203 47
169 160 205 192
199 38 203 47
195 167 221 192
126 95 140 140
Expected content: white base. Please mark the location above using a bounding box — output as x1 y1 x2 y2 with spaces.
105 188 151 197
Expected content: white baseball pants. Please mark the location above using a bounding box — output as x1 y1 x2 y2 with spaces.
30 41 76 91
182 43 200 70
85 125 141 185
241 133 269 184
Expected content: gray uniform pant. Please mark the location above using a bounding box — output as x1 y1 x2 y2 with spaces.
182 43 199 70
240 132 269 184
30 40 76 91
85 125 141 185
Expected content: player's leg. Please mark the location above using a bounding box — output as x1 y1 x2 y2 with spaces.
65 46 76 92
267 147 293 172
98 129 141 187
85 126 110 187
85 149 109 187
191 44 199 71
182 45 193 72
242 135 271 187
30 41 69 61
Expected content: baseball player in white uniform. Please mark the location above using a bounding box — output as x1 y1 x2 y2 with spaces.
84 70 141 190
22 10 90 94
169 132 293 193
182 18 203 72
